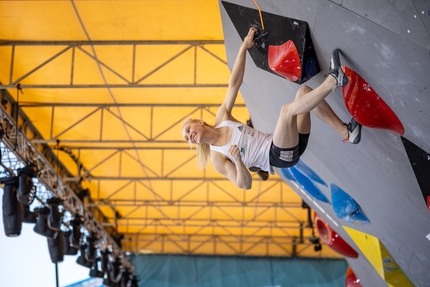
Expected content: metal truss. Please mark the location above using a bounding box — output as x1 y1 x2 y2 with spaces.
86 179 319 257
20 103 246 146
0 104 132 269
125 233 313 257
0 40 227 89
122 234 317 257
101 207 311 241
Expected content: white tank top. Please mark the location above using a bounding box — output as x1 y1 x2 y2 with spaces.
210 120 273 173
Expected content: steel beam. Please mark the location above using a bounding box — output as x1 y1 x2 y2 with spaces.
89 200 301 208
0 40 227 89
64 176 282 181
0 40 224 46
0 84 229 89
19 103 246 108
119 233 328 257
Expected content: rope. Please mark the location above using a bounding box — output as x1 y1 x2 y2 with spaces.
253 0 265 30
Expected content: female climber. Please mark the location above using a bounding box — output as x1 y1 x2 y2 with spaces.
182 27 361 190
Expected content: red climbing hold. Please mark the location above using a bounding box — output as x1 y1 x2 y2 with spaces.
314 213 359 258
341 66 404 135
345 266 362 287
427 196 430 213
268 40 302 82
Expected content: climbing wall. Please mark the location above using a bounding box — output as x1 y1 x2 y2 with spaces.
219 0 430 286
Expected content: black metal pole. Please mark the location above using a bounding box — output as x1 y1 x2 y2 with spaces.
55 263 59 287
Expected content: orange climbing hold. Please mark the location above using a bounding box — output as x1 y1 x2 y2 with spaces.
268 40 302 82
341 66 404 135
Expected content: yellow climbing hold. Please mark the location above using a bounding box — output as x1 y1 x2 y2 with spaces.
343 226 414 287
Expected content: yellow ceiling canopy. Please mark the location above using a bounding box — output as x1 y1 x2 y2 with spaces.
0 0 342 258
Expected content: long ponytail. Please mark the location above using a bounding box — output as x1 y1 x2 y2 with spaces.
196 143 211 169
182 118 212 169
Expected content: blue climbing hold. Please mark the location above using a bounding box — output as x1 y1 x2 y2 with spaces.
294 160 327 187
331 183 360 218
280 167 296 182
345 209 370 224
290 167 330 204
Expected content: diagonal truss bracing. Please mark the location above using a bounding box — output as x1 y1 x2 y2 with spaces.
22 104 245 145
0 40 227 89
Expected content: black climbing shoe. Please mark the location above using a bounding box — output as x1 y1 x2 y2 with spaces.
343 118 362 144
328 49 348 87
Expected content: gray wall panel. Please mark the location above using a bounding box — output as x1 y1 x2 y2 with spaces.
220 0 430 286
414 0 430 33
342 0 430 49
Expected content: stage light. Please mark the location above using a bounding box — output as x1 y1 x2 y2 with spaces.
109 257 123 284
309 236 320 245
47 230 64 263
22 204 37 224
47 197 62 231
89 257 104 278
1 176 23 237
62 229 78 255
17 165 37 205
102 253 114 287
76 243 92 268
102 274 114 287
85 235 97 263
101 248 111 273
130 275 139 287
70 216 83 248
309 236 322 252
314 243 322 252
120 269 130 287
33 206 57 238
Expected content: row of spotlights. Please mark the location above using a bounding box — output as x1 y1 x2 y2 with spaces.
1 167 138 287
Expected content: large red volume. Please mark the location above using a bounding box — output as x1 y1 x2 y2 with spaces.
268 40 302 82
341 66 404 135
314 213 359 258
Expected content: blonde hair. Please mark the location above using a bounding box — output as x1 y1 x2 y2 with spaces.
182 118 212 169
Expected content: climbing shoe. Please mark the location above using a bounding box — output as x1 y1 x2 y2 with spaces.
328 49 348 87
343 118 362 144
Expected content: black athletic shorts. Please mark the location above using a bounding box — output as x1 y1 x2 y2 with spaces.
269 133 310 168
